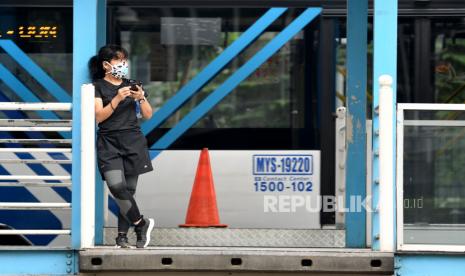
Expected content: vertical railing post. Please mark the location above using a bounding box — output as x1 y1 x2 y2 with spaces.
378 75 394 251
372 0 398 251
71 86 81 249
335 107 347 229
80 84 96 248
365 119 373 247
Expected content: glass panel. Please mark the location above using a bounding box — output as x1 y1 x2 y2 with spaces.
403 109 465 245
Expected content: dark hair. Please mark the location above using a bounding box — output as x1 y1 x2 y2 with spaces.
88 44 129 81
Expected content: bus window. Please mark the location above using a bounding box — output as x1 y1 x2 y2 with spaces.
108 7 320 150
0 6 72 107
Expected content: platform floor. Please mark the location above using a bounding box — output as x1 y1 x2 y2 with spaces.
104 227 346 248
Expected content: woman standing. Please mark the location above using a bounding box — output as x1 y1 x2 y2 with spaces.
89 45 154 248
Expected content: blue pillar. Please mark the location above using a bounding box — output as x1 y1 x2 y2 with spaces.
72 0 99 249
345 0 368 248
372 0 398 250
94 0 107 246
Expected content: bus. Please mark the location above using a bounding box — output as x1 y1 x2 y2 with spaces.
0 0 464 249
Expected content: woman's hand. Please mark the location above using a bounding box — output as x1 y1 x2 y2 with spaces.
130 85 145 101
131 85 152 119
115 86 132 102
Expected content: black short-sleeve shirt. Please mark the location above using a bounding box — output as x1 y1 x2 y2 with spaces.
94 79 139 133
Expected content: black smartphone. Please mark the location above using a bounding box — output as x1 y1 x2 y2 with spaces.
128 79 142 91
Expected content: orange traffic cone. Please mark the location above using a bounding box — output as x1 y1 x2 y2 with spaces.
179 148 227 227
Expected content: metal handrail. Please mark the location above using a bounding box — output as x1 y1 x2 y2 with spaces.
0 175 71 181
0 102 71 111
0 148 71 153
0 230 71 235
0 119 72 127
0 159 72 164
0 127 71 132
0 139 71 145
0 101 73 237
0 182 71 187
0 203 71 210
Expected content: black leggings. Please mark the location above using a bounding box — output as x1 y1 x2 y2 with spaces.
103 170 141 233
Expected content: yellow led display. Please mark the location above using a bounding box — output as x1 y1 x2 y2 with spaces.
0 25 58 39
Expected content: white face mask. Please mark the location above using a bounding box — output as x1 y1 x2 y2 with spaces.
105 60 129 79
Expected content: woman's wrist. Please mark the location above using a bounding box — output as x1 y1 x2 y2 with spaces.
138 91 145 101
110 97 119 110
138 93 146 102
